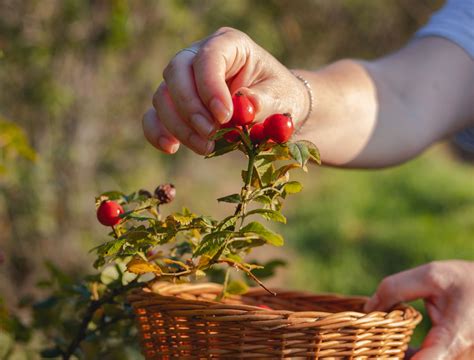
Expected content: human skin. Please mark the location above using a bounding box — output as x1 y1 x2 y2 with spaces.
142 27 474 358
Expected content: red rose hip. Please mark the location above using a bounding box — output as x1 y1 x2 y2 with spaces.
230 91 255 126
249 123 266 144
97 200 124 226
221 122 242 143
263 113 294 143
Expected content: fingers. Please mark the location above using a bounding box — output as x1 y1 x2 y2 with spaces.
142 108 180 154
153 83 214 155
162 50 216 137
411 325 454 360
192 27 250 124
364 263 436 312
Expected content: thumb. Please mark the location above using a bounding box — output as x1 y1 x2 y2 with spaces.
238 83 295 123
411 326 452 360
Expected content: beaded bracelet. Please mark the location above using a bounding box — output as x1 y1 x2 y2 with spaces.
291 71 314 134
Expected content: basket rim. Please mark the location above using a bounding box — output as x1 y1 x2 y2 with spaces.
128 281 422 322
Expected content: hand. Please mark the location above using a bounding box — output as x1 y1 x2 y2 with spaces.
364 260 474 360
142 27 308 155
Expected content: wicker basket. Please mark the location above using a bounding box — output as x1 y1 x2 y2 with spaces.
129 282 422 359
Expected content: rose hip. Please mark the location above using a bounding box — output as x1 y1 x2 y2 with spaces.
97 200 124 227
230 91 255 126
249 123 266 144
263 113 294 143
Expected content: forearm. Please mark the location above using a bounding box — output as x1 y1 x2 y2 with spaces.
294 37 474 168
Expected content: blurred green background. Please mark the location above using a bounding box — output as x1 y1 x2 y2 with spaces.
1 0 473 357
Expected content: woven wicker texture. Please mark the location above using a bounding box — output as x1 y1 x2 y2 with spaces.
129 282 422 359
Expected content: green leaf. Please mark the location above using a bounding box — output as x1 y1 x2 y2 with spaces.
253 195 272 205
297 140 321 165
258 144 291 161
246 209 286 223
226 280 249 295
253 158 275 187
217 193 241 204
218 215 238 230
99 191 125 201
210 127 234 140
282 181 303 194
205 139 239 158
240 222 284 246
272 163 301 182
288 141 310 168
224 253 243 263
193 231 231 257
122 230 149 242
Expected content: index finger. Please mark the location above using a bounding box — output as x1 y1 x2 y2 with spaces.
192 28 250 124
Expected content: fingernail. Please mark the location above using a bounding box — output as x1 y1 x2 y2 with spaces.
210 98 231 123
158 136 179 154
189 134 212 154
190 114 215 137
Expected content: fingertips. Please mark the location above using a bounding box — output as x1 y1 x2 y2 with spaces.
142 108 180 154
154 84 214 155
163 52 217 137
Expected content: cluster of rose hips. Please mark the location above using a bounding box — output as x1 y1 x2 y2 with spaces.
222 91 294 145
96 184 176 227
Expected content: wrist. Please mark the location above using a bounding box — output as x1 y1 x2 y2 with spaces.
290 69 314 133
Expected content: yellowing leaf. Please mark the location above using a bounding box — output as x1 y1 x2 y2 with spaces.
126 257 161 275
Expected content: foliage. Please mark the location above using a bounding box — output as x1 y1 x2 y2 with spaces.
0 125 319 358
0 117 36 176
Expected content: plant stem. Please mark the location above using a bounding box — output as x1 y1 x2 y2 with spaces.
62 280 142 359
234 144 256 230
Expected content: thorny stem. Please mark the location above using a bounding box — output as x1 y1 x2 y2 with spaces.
62 279 143 359
111 226 119 239
234 127 257 229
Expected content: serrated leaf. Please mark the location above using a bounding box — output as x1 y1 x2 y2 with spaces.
253 195 272 205
272 163 301 182
166 213 194 226
253 158 275 187
122 230 149 242
218 215 238 230
217 193 241 203
258 144 291 161
226 280 249 295
126 257 162 275
296 140 321 165
246 209 286 223
283 181 303 194
193 231 231 257
288 142 310 168
240 222 284 246
205 139 239 158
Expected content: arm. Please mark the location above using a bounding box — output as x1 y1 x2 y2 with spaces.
294 37 474 167
143 28 474 169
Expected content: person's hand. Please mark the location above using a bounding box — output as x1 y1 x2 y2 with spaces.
364 260 474 360
142 27 308 155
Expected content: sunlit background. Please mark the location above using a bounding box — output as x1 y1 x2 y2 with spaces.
1 0 473 357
